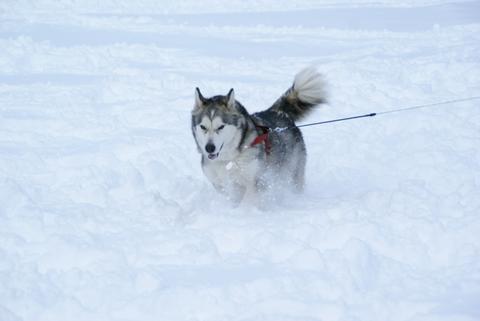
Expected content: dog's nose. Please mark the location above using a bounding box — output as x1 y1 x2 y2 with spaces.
205 143 216 153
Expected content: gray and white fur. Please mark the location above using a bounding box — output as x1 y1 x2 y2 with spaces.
191 67 327 203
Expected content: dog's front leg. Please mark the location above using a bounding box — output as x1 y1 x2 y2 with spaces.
211 182 245 205
226 183 247 205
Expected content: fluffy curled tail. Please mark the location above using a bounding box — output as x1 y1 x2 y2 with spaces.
270 67 327 121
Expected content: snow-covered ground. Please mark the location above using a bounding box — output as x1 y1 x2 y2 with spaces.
1 1 480 320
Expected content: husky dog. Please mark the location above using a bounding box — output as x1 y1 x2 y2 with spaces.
191 67 327 203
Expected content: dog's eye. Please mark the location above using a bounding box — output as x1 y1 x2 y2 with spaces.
217 125 225 131
200 125 207 131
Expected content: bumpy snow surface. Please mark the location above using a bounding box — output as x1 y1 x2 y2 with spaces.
1 1 480 320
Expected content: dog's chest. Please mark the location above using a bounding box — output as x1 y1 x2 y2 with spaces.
202 150 261 188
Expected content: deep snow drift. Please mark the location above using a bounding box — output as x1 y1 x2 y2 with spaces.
1 1 480 321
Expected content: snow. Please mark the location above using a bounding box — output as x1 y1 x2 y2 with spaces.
1 1 480 320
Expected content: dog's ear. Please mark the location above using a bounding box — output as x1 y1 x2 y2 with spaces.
226 88 235 108
194 87 206 109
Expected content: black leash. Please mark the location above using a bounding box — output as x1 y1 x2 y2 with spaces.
297 113 376 129
273 96 480 132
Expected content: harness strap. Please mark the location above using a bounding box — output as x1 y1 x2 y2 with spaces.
250 124 271 155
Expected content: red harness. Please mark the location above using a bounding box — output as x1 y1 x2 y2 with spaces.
250 124 271 155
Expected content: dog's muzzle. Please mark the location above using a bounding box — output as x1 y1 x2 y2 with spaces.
206 143 223 161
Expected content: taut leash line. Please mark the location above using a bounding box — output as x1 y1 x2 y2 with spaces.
375 96 480 115
297 113 377 129
273 96 480 132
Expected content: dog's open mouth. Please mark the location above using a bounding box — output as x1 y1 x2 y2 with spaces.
208 152 219 160
207 143 223 160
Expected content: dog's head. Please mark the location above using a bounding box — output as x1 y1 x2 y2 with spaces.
191 88 246 161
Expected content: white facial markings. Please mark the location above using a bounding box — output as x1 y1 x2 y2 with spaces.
211 117 226 133
195 115 239 161
197 117 212 134
197 117 227 134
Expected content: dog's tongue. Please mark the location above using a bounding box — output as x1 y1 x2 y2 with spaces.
208 153 218 160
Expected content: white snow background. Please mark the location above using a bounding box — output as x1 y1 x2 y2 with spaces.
1 1 480 320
